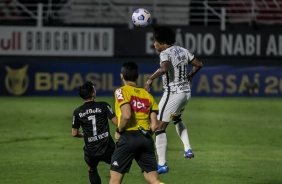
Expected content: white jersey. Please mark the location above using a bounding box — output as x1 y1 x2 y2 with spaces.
159 45 195 93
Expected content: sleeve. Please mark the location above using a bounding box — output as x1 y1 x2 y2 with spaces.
105 102 116 120
114 88 129 107
72 110 80 129
159 51 169 63
186 50 195 63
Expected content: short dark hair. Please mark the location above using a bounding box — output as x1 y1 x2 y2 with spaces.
121 61 139 82
79 81 95 99
153 25 176 45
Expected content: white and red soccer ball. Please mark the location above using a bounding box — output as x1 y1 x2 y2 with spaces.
132 8 151 27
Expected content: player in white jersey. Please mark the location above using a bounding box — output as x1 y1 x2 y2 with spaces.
144 25 203 174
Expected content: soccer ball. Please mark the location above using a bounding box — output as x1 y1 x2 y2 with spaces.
132 8 151 27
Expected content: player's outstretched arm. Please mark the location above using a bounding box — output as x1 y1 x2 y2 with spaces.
144 61 170 92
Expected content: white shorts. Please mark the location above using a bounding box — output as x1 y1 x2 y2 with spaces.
157 91 191 122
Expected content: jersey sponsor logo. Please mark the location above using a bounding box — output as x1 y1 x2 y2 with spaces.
130 96 150 113
176 84 190 93
173 48 184 55
177 55 187 61
176 81 189 87
79 108 102 118
115 88 124 102
178 86 190 91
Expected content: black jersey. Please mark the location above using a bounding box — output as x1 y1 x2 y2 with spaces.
72 101 116 157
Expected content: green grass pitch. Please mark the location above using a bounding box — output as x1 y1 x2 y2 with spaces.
0 97 282 184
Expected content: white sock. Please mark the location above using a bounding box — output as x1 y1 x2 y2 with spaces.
155 132 167 166
175 121 191 151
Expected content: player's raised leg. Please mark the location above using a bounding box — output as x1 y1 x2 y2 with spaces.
173 93 194 159
174 118 194 159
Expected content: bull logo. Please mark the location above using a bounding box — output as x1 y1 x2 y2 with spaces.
5 65 29 96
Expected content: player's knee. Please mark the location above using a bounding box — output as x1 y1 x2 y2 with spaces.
88 166 97 172
172 115 182 125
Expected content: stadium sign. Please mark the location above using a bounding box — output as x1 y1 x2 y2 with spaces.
115 26 282 58
1 26 281 58
0 26 114 56
0 60 281 97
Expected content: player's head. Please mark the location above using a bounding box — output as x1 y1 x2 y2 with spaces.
79 81 96 100
121 61 139 82
153 25 176 45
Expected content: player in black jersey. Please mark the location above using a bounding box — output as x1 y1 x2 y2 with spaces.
72 81 118 184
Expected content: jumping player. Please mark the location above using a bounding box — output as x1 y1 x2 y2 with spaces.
144 25 203 174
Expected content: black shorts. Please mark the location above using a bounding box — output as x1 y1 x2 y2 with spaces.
84 148 114 170
110 131 158 174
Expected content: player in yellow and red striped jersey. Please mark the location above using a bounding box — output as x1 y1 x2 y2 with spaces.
109 61 164 184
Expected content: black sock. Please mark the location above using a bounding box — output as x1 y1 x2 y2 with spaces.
89 169 101 184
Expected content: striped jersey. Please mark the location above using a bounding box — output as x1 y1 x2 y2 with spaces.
159 45 195 93
114 85 158 131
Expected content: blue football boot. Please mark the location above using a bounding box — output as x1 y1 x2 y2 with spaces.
184 149 194 159
158 163 169 174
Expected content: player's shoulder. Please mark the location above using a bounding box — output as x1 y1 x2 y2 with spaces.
161 47 171 54
114 86 124 96
172 45 189 52
162 45 187 53
92 101 113 112
117 85 134 93
121 86 148 97
138 87 149 94
73 104 85 114
114 85 126 92
146 91 155 100
94 101 110 107
139 87 155 99
114 86 128 103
